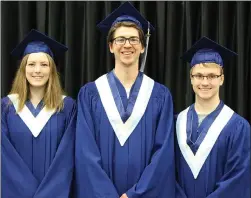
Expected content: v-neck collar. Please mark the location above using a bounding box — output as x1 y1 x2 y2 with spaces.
95 73 154 146
25 99 44 117
186 101 224 154
7 94 65 137
176 103 234 178
107 70 143 123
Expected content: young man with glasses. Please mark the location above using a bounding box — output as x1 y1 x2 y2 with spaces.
175 37 250 198
75 2 175 198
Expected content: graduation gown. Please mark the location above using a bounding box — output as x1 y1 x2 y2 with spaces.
175 101 250 198
75 71 175 198
1 94 77 198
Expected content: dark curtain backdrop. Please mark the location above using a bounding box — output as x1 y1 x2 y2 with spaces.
1 1 251 123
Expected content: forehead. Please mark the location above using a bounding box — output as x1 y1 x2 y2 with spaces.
27 52 49 62
113 26 139 37
191 63 221 74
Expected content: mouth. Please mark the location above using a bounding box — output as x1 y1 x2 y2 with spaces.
32 76 43 79
199 88 211 91
121 51 134 55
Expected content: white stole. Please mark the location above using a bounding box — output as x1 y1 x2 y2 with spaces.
95 74 154 146
176 104 234 179
8 94 66 138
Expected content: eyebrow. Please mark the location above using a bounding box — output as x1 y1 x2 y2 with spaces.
115 36 139 38
193 72 220 75
27 61 49 63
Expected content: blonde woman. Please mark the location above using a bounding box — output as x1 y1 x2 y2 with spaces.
1 29 76 198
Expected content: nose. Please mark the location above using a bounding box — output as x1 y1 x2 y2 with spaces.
34 64 41 73
124 39 131 47
201 77 210 85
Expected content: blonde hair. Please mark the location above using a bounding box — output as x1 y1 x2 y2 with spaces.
190 62 224 75
9 53 65 112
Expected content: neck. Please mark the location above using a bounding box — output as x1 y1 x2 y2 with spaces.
194 95 220 115
114 63 139 89
29 86 45 107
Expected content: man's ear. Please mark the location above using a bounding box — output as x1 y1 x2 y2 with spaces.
109 42 114 53
220 74 224 86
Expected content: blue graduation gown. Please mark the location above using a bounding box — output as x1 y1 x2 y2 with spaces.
75 71 175 198
1 95 77 198
175 102 250 198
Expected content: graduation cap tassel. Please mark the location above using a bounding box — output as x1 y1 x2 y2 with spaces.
140 21 151 72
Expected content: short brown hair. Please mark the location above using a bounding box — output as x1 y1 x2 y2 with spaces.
9 53 65 112
107 21 145 47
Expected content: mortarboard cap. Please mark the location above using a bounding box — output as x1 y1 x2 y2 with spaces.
181 36 237 67
97 2 155 33
11 29 68 60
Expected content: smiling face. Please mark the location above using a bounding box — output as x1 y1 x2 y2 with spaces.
191 63 224 102
25 52 51 89
109 26 145 67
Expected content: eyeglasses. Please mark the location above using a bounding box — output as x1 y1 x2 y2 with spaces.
191 74 222 81
112 37 141 45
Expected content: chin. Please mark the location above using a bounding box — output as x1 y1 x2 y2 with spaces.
123 59 138 66
199 96 213 101
29 82 47 88
122 61 134 67
198 93 218 101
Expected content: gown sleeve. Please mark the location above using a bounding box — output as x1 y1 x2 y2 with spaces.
206 118 250 198
175 182 187 198
1 98 39 198
74 84 120 198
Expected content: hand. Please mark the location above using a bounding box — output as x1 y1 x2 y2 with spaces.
120 193 128 198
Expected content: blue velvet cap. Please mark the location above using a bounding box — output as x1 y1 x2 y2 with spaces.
181 36 237 67
97 2 154 33
11 29 68 60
